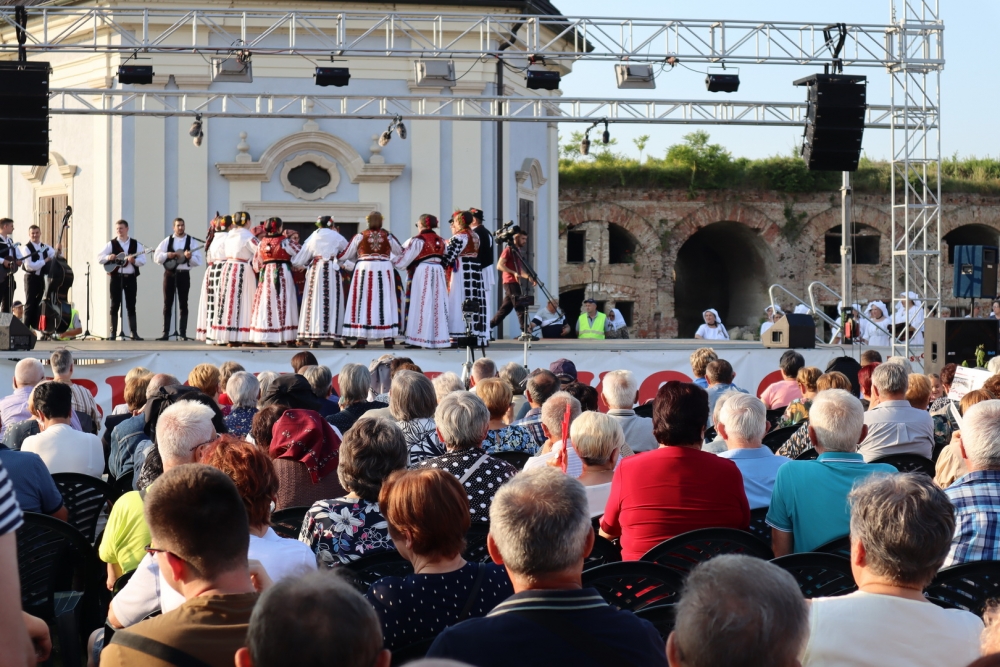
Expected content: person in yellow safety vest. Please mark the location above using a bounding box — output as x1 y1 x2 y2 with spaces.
577 298 610 339
55 307 83 340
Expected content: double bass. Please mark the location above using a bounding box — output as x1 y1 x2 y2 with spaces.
40 206 74 335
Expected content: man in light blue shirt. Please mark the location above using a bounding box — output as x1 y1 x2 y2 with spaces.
716 393 788 509
705 359 748 427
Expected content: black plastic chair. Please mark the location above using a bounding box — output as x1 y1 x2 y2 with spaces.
703 426 717 443
747 507 772 547
492 451 531 470
869 453 935 477
762 425 802 453
51 472 113 544
813 534 851 559
795 448 819 461
390 637 437 666
343 551 414 592
925 561 1000 617
586 535 623 570
765 408 787 429
581 562 685 611
111 473 135 500
640 528 774 574
270 505 311 540
634 604 677 639
463 523 492 563
111 569 135 596
770 552 857 598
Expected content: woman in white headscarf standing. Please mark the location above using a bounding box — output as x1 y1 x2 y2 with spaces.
893 291 925 345
605 308 630 340
862 301 892 347
761 305 784 338
695 308 729 340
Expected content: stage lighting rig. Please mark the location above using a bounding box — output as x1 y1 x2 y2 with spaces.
378 115 407 147
706 65 739 93
212 45 252 83
579 118 610 156
117 51 153 85
314 66 350 87
615 63 655 89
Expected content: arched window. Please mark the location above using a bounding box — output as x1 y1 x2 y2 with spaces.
608 223 637 264
824 224 880 265
943 224 1000 264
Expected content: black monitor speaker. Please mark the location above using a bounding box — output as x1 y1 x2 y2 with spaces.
953 245 999 299
0 314 35 351
762 313 816 349
794 73 867 172
924 317 999 375
0 62 50 167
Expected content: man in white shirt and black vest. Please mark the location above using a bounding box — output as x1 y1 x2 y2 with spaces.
97 219 146 340
153 218 203 340
22 224 58 329
0 218 22 314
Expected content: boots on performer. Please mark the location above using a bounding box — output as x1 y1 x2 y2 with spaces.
383 339 395 349
352 339 367 349
129 315 143 341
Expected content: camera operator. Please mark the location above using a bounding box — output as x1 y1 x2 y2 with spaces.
489 225 535 335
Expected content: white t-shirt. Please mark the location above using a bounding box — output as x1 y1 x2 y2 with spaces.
695 324 728 340
21 423 103 477
584 482 612 518
111 527 317 626
523 440 583 478
802 591 982 667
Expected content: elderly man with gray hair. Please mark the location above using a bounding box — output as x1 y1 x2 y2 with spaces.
668 555 807 667
108 372 180 481
859 362 934 462
426 467 666 666
717 394 789 509
601 369 657 453
801 474 982 666
50 347 100 431
767 389 896 557
413 391 517 523
469 357 497 391
0 357 46 438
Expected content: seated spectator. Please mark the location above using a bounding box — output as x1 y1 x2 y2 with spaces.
571 411 623 517
260 374 327 413
22 381 102 477
931 363 958 414
858 362 879 409
860 349 882 366
705 359 748 427
824 356 863 398
801 474 982 667
512 369 561 446
549 358 577 385
299 365 340 419
187 363 221 403
717 394 789 510
928 372 945 404
108 373 179 482
469 357 498 393
223 371 260 438
111 366 151 414
388 370 444 465
327 364 387 434
249 405 286 449
367 468 513 650
500 362 529 419
907 373 932 410
522 392 583 476
414 392 518 523
562 382 599 412
478 378 536 455
215 360 244 409
101 465 259 667
268 409 345 511
777 371 859 460
885 355 914 373
255 371 279 409
50 348 100 432
291 350 318 373
667 555 807 667
300 418 407 567
601 382 750 561
778 366 821 428
767 389 896 556
426 467 666 666
103 373 152 473
689 347 718 389
702 390 740 455
0 358 47 438
935 389 991 489
433 372 465 405
601 370 657 452
760 351 805 410
368 356 415 403
0 444 67 519
860 363 934 461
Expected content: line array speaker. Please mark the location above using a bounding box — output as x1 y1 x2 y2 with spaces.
794 73 867 172
924 318 999 375
0 62 50 167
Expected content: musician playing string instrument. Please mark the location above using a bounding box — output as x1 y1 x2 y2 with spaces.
152 217 203 340
97 219 147 340
22 224 58 329
0 218 22 314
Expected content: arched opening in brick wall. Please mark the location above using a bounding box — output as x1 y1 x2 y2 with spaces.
608 223 638 264
944 224 1000 264
674 221 773 337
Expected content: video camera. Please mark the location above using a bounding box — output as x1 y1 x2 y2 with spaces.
493 220 521 245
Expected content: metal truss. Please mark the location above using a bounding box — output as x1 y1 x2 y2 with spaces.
889 0 943 360
46 89 917 127
0 7 944 68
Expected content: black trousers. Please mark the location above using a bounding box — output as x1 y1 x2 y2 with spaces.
491 282 529 329
110 272 138 336
162 270 191 336
24 274 44 328
0 275 15 313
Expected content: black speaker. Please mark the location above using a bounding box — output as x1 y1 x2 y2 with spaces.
793 73 867 172
0 314 36 351
761 313 816 349
953 245 999 299
0 62 50 167
924 318 999 374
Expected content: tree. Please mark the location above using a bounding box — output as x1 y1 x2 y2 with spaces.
664 130 734 189
633 134 650 162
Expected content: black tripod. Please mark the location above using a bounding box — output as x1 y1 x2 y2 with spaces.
75 262 102 340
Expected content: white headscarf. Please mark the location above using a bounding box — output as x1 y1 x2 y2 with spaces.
898 291 922 310
765 305 784 316
865 301 889 320
608 308 627 331
793 304 811 315
702 308 729 338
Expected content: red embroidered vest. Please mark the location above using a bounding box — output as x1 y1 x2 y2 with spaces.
259 236 291 263
415 230 446 261
457 229 480 258
358 229 391 260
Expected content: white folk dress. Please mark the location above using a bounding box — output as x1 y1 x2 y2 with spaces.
209 227 258 344
443 230 487 346
340 229 403 340
394 231 451 349
250 235 300 344
195 231 227 342
292 228 349 341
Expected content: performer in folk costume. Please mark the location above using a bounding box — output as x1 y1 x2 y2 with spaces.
444 210 487 346
209 211 258 347
394 214 451 349
97 219 147 340
292 216 349 347
340 211 403 348
153 217 204 340
0 218 21 315
196 214 230 342
469 208 496 330
250 217 299 346
22 224 58 329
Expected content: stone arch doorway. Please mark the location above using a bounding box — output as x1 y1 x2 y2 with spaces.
944 224 1000 264
674 221 773 337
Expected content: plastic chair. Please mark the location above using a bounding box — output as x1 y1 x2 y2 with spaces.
51 472 113 544
270 505 311 540
634 604 677 639
343 551 414 592
390 637 437 666
703 426 717 443
762 425 803 453
491 451 531 470
925 561 1000 617
640 528 774 574
747 507 772 547
813 534 851 559
463 523 492 563
869 453 935 477
111 569 134 596
581 562 685 611
770 552 857 598
795 448 819 461
765 408 787 429
586 535 623 569
111 474 135 500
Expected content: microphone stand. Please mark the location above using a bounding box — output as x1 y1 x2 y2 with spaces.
76 262 102 340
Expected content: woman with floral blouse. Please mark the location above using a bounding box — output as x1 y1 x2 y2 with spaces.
477 377 537 455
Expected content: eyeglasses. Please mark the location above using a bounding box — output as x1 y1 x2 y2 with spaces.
145 545 169 557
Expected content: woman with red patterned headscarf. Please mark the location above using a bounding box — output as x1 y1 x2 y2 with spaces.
249 217 299 346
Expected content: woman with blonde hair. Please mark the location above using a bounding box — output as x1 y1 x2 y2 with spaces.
778 367 822 427
478 377 536 455
570 411 624 517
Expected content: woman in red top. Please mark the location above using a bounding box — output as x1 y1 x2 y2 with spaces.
250 217 300 346
600 381 750 560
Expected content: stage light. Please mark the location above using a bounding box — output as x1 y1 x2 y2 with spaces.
189 114 203 147
414 60 456 87
615 63 655 89
212 55 252 83
314 66 350 87
526 68 560 90
118 65 154 85
706 71 740 93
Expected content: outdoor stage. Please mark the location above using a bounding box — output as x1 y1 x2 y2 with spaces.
0 338 902 419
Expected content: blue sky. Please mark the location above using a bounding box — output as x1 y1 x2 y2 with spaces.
555 1 991 161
